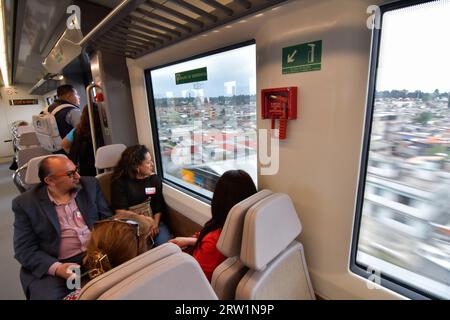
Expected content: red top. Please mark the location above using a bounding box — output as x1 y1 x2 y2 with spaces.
192 228 226 282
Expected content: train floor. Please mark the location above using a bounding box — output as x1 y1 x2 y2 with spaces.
0 159 25 299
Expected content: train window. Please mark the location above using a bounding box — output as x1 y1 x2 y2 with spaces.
145 41 257 200
351 0 450 299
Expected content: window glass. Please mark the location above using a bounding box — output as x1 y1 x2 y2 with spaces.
353 1 450 299
147 43 257 199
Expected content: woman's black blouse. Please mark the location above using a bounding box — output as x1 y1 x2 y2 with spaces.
111 174 166 215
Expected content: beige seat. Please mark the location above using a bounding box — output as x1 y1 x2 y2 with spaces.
78 243 181 300
16 125 35 136
235 193 315 300
17 147 51 168
13 154 67 192
24 154 68 185
13 148 52 192
98 252 218 300
94 144 126 206
17 132 40 150
211 189 273 299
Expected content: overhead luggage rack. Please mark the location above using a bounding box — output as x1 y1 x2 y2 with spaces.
84 0 287 59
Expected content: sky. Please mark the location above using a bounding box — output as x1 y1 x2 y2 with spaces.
376 0 450 93
150 44 256 99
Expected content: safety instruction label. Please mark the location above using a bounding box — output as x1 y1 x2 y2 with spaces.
282 40 322 74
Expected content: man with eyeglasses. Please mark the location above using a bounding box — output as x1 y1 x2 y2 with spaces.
12 156 112 300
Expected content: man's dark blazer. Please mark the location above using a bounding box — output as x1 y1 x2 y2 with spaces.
12 176 112 293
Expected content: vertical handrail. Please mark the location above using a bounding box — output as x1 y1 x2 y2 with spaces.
86 84 101 175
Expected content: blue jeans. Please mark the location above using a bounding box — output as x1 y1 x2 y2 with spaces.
153 221 172 247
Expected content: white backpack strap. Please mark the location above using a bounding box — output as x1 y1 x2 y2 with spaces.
50 104 75 116
41 106 50 114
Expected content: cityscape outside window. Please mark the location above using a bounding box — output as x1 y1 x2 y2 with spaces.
355 1 450 299
148 43 257 199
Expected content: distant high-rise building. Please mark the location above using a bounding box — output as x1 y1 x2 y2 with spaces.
224 81 236 97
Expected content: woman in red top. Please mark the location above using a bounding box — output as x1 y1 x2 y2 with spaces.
170 170 257 281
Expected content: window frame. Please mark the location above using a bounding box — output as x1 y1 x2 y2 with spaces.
350 0 444 300
145 39 257 203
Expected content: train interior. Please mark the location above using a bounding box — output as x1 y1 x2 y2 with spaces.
0 0 449 300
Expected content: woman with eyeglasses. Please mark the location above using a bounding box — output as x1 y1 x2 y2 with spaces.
169 170 257 281
110 145 172 246
64 212 153 300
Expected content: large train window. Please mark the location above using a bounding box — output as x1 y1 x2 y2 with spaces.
351 0 450 299
145 41 257 200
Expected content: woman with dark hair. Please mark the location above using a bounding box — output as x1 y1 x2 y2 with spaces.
62 104 104 176
110 145 172 246
169 170 257 281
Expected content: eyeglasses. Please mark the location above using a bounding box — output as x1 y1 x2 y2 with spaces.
94 218 154 247
50 167 80 179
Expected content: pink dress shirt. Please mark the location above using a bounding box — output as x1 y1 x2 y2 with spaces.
47 190 91 276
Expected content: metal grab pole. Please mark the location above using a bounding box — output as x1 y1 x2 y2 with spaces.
86 84 101 174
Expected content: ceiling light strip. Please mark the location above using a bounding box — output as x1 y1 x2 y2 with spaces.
0 0 10 87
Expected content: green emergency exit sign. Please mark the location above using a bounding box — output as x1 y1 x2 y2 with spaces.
282 40 322 74
175 67 208 85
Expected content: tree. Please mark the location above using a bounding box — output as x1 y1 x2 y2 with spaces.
448 92 450 109
415 112 433 125
433 89 440 98
427 144 447 156
422 93 433 103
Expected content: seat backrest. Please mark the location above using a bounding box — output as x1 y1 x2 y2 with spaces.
14 148 52 192
78 243 181 300
94 144 126 207
18 132 40 148
210 256 248 300
211 189 272 299
236 241 315 300
24 154 68 185
216 189 273 257
96 172 113 206
235 193 315 300
98 252 218 300
16 125 35 136
17 147 51 168
95 144 127 170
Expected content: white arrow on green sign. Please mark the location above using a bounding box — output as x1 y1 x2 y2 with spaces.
282 40 322 74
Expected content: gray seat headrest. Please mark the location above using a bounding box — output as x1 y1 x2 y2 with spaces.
217 190 273 257
240 193 302 270
95 144 126 169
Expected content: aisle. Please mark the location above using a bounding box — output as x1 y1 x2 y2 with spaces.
0 162 25 299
